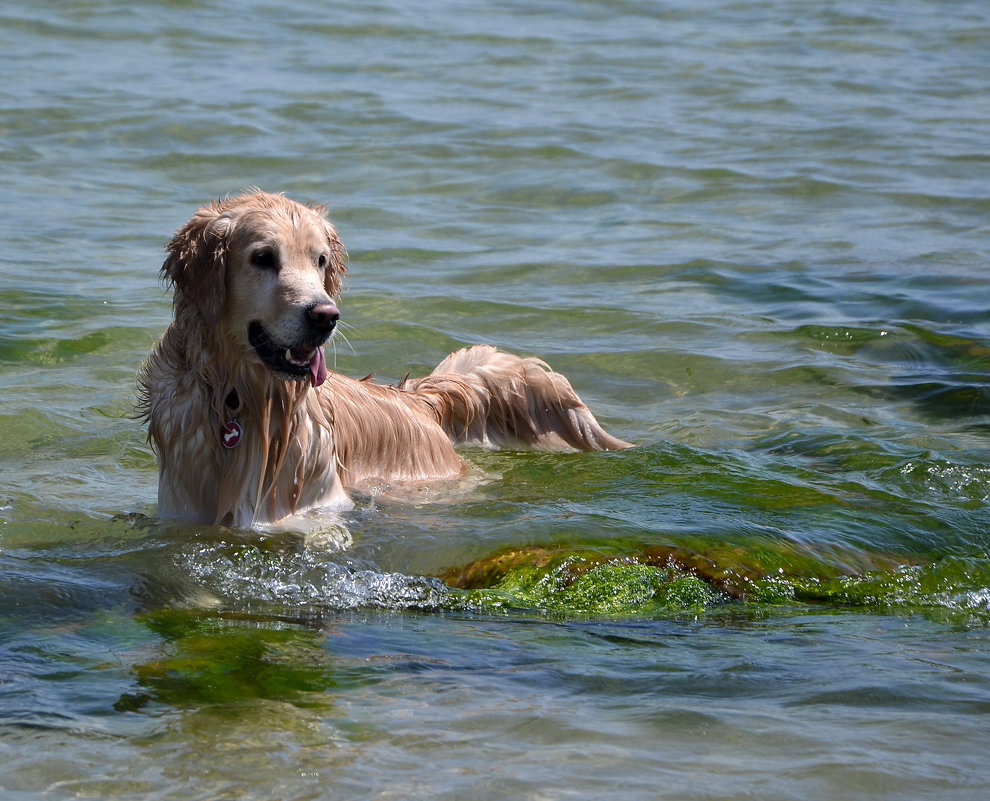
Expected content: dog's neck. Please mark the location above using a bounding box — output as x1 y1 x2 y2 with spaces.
145 317 344 526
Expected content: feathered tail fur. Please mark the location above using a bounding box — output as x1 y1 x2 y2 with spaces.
399 345 633 452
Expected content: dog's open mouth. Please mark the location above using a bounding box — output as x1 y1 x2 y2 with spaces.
247 321 328 387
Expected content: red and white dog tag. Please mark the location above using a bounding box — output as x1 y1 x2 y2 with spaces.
221 419 243 449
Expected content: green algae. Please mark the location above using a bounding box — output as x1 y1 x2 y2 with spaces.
444 543 768 617
468 556 718 616
786 556 990 619
116 609 341 711
441 541 990 623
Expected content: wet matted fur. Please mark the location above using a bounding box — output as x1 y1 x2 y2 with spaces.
139 191 632 526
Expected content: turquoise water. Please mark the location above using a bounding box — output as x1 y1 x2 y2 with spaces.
2 0 990 797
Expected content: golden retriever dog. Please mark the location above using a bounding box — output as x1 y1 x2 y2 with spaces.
139 191 632 527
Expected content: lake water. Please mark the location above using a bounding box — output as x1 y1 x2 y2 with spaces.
2 0 990 798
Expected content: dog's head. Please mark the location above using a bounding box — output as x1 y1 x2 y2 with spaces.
162 191 347 386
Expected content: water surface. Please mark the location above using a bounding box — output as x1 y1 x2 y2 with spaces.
2 0 990 798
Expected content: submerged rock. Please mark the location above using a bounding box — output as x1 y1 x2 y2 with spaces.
436 540 971 619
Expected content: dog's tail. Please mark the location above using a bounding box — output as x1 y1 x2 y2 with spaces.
400 345 633 451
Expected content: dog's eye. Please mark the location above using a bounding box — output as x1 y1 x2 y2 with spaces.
251 249 278 271
317 254 328 270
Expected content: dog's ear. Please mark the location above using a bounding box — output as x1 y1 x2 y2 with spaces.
314 207 348 298
161 200 235 322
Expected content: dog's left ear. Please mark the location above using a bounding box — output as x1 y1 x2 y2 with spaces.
315 208 348 298
161 200 235 322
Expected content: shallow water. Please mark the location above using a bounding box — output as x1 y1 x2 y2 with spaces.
2 0 990 798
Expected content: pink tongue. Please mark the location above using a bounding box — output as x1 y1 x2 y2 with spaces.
309 346 327 387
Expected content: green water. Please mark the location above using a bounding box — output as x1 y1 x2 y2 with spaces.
3 0 990 798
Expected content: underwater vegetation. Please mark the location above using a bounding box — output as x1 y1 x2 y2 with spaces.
441 540 990 623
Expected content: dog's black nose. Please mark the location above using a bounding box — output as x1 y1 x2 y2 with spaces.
307 302 340 333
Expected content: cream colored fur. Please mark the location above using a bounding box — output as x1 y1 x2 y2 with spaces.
139 191 631 527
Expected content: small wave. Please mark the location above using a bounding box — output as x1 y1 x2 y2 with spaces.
170 538 451 614
895 460 990 504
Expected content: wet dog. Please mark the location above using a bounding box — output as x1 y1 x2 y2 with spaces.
139 191 631 526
